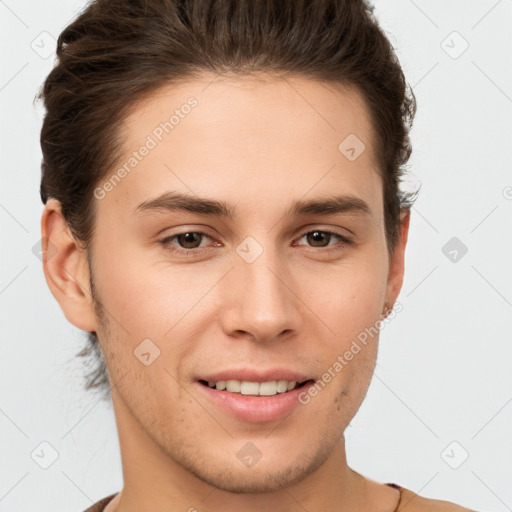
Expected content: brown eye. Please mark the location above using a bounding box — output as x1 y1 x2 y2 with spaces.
160 231 214 256
306 231 332 247
175 232 204 249
296 230 352 251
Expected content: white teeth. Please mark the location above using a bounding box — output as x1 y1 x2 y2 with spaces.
259 381 278 396
226 380 241 392
276 380 288 393
240 381 260 395
207 379 299 395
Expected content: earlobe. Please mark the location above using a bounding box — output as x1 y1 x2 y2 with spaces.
384 209 411 311
41 199 97 332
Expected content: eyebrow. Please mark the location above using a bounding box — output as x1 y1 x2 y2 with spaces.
132 191 371 219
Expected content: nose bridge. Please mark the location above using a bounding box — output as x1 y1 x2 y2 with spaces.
243 252 285 305
224 235 301 340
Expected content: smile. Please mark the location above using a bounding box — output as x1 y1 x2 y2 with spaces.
199 379 310 396
196 379 315 422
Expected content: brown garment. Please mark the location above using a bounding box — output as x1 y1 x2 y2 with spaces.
390 484 477 512
83 493 117 512
82 484 477 512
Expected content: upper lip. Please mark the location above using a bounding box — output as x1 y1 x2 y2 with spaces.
198 368 312 384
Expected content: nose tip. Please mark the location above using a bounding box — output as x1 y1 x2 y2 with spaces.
220 254 302 343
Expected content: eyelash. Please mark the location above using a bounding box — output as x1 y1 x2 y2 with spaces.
160 229 354 257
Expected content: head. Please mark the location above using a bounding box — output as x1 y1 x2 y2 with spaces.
39 0 417 494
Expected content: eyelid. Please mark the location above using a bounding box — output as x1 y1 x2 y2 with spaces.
160 229 217 248
160 226 354 256
296 225 353 240
293 228 353 250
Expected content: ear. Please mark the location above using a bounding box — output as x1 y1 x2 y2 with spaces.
384 208 411 311
40 199 97 332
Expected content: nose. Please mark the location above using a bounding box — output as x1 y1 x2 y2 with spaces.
220 244 302 343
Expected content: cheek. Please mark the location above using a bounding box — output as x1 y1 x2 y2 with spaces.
303 256 387 334
301 257 385 397
91 246 224 392
92 239 217 340
92 220 387 359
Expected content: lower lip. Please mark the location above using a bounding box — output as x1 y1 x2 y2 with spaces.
196 381 314 423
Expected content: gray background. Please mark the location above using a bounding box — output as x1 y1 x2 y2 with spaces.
1 1 511 510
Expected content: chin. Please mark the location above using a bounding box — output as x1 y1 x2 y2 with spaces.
189 464 312 494
175 440 332 494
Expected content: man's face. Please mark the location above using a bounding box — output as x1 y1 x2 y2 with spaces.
87 74 401 492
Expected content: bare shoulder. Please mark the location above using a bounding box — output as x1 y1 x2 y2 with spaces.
398 487 477 512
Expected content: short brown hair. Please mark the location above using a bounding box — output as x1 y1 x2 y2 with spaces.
38 0 418 399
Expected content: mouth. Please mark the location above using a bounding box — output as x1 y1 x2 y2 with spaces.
196 378 316 423
198 379 314 396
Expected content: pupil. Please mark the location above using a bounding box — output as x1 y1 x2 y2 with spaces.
180 233 200 248
308 231 328 247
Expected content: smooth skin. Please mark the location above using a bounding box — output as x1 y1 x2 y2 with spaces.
42 73 410 512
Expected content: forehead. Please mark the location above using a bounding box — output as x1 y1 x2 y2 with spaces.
124 73 377 158
99 73 383 221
